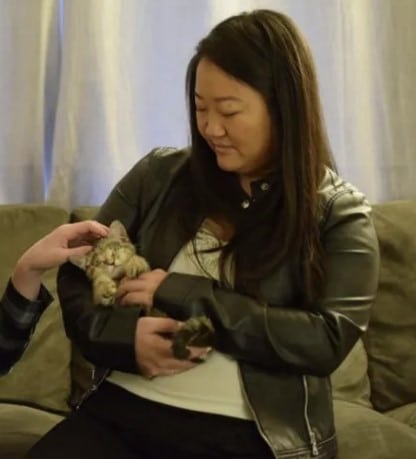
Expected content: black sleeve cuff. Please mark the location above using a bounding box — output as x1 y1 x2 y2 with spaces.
6 279 53 315
154 273 211 320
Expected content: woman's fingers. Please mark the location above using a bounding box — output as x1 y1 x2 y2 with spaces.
65 220 109 239
138 316 182 334
134 317 211 378
116 279 150 308
65 221 109 248
116 271 168 309
65 245 94 258
116 278 147 299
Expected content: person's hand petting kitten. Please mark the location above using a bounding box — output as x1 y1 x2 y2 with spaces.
12 220 109 301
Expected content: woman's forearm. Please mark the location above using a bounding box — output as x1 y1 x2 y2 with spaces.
11 261 43 301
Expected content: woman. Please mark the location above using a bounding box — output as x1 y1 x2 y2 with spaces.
27 9 379 459
0 220 108 374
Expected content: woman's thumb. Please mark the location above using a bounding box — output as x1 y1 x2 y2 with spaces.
66 245 93 259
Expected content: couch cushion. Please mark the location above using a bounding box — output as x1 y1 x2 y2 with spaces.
0 402 64 459
334 400 416 459
363 200 416 412
0 204 71 414
331 339 372 408
386 403 416 430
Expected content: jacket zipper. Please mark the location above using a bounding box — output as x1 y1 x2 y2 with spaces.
75 367 110 410
302 375 319 456
238 368 279 459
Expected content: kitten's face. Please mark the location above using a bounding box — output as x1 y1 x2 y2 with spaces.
69 220 150 305
69 220 132 270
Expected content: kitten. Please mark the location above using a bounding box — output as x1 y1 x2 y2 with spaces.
70 220 214 359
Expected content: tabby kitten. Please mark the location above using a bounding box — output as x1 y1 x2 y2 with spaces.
70 220 214 359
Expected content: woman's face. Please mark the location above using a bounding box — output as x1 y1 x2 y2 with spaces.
195 58 274 190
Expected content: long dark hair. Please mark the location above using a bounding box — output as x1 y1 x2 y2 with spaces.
178 10 334 303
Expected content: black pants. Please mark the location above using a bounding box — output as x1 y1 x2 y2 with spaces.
26 381 275 459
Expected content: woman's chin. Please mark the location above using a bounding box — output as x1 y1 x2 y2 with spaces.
215 157 241 173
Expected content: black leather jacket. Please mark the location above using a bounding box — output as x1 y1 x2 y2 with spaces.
58 147 379 459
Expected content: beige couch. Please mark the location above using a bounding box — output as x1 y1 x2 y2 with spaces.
0 202 416 459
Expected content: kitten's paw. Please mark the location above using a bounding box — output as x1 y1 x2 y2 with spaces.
171 316 214 360
94 279 117 305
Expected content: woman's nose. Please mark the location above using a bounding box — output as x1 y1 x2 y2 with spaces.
203 114 226 138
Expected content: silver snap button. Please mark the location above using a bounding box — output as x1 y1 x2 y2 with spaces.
260 182 270 191
241 199 250 209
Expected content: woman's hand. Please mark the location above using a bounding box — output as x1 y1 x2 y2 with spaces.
134 317 211 378
16 220 109 273
117 269 169 310
12 220 109 300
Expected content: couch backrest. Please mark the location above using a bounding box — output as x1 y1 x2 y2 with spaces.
2 201 415 415
364 200 416 412
0 204 71 414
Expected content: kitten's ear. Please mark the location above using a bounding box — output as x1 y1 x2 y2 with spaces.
109 220 129 242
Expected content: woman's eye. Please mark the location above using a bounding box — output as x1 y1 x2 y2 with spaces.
195 107 207 112
222 112 239 117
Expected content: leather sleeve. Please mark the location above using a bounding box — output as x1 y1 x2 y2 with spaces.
58 263 143 372
57 153 156 372
154 189 380 376
0 281 52 374
58 147 186 372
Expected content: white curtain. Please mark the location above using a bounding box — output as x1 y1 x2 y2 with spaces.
0 0 415 208
0 0 60 203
